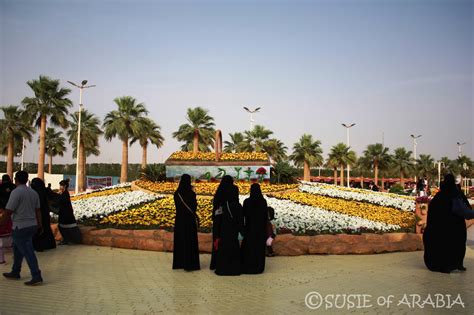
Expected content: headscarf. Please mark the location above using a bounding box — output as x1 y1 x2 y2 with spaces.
177 174 192 194
249 183 264 201
213 175 234 208
440 174 458 198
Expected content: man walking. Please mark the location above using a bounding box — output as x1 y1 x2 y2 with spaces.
0 171 43 285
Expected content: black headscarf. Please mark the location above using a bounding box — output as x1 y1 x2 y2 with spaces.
440 174 459 198
213 175 234 208
177 174 192 194
249 183 264 200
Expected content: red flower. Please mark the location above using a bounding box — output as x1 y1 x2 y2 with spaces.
256 167 267 175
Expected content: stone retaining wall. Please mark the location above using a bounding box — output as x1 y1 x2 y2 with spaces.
51 224 423 255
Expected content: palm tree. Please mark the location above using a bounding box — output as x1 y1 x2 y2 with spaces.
68 109 103 191
263 138 288 163
325 156 339 185
22 75 72 179
224 132 245 153
329 143 357 186
243 125 273 152
172 107 215 153
103 96 147 183
42 128 66 174
362 143 391 186
416 154 435 184
289 134 323 181
271 160 298 184
456 155 473 180
392 147 414 186
0 106 34 178
130 118 164 170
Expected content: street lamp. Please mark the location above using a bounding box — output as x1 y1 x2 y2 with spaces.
434 161 445 187
243 107 261 130
342 123 356 187
457 141 466 157
463 163 469 195
410 134 422 182
67 80 96 194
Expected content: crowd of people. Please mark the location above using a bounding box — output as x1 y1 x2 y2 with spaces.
0 172 81 286
173 174 275 275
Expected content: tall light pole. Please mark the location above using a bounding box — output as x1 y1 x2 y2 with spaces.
434 161 445 187
243 107 261 130
67 80 96 194
411 134 422 182
457 141 466 157
342 123 356 187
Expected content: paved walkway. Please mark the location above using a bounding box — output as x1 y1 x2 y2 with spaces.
0 240 473 314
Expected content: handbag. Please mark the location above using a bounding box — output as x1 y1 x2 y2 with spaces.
226 201 244 241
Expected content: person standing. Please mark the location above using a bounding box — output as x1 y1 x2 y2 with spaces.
0 171 43 285
214 184 244 276
0 174 15 264
31 178 56 251
47 179 82 245
241 183 268 274
173 174 200 271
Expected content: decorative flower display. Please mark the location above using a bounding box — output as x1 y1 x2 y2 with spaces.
300 181 416 212
72 190 162 221
71 182 132 201
167 151 268 161
135 180 298 195
272 191 416 229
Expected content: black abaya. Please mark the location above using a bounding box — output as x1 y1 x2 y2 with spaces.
241 197 268 274
173 190 200 271
33 190 56 251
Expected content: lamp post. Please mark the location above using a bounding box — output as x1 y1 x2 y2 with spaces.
67 80 96 194
243 107 261 130
434 161 445 187
411 134 422 183
342 123 356 187
463 163 469 195
457 141 466 157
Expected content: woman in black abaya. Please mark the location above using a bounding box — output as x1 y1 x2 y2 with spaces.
173 174 200 271
214 184 243 276
31 178 56 251
423 174 474 273
210 175 234 270
241 183 268 274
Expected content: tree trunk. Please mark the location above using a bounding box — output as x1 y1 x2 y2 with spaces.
374 162 379 187
339 164 344 186
400 171 405 188
6 133 14 179
360 176 364 188
48 154 52 174
333 167 337 185
121 139 129 183
303 160 310 181
193 130 199 153
37 115 47 180
78 141 86 192
141 142 148 170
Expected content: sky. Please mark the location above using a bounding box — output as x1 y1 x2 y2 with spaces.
0 0 472 165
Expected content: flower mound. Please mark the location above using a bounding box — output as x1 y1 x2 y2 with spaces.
168 151 268 161
300 181 415 212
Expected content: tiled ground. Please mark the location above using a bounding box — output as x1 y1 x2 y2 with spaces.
0 233 473 315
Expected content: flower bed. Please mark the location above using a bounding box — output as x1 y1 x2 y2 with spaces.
272 191 416 229
168 151 268 161
134 180 298 196
71 187 131 201
300 181 415 211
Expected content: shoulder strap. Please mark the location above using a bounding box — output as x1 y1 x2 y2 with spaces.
177 193 195 216
226 201 234 219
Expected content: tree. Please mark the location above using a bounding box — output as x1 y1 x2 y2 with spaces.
392 147 414 186
416 154 435 183
224 132 245 153
329 143 357 186
325 156 339 185
362 143 391 186
0 106 34 178
289 134 323 181
271 160 298 184
42 128 66 174
130 118 164 170
456 155 473 180
242 125 273 152
22 75 72 180
263 138 288 163
68 109 103 191
103 96 148 183
172 107 215 153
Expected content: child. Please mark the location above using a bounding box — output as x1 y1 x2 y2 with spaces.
266 207 277 257
0 212 12 264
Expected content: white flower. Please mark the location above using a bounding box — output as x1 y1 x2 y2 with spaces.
73 182 132 197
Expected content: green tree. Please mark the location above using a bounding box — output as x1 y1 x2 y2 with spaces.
289 134 323 181
325 156 339 185
242 125 273 152
130 118 164 170
392 147 414 186
263 138 288 163
68 109 103 191
362 143 391 186
0 106 34 178
172 107 215 153
42 128 66 174
224 132 245 153
416 154 435 184
271 160 298 184
103 96 148 183
329 142 357 186
22 75 72 180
